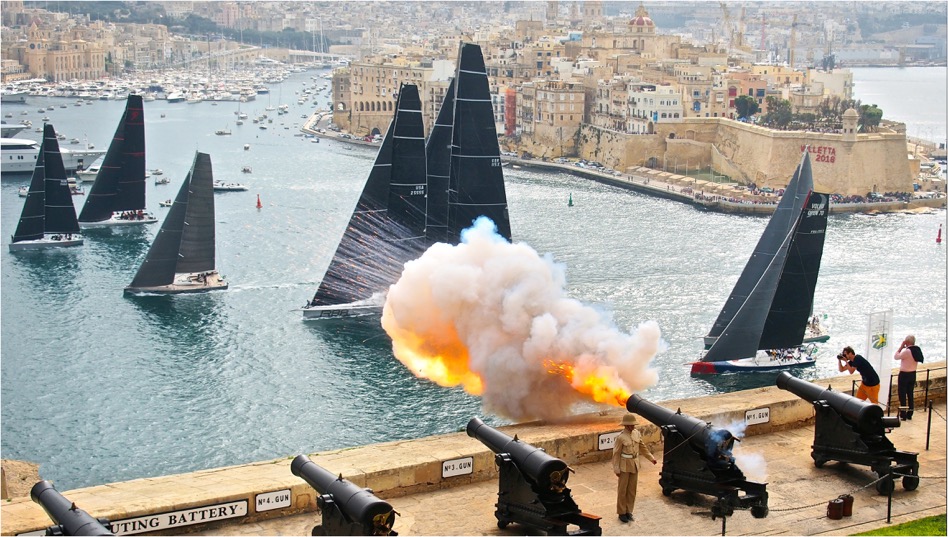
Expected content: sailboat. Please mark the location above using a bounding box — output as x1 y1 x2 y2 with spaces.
125 152 227 295
691 152 829 374
9 124 83 251
78 94 158 228
301 42 512 320
302 83 427 319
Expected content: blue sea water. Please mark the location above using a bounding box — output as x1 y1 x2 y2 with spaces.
1 68 945 490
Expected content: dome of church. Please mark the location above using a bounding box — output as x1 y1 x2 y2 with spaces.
629 4 655 28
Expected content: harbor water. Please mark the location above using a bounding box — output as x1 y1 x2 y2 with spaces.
1 68 945 490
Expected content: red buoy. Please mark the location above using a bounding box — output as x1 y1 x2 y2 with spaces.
937 223 942 244
256 194 262 210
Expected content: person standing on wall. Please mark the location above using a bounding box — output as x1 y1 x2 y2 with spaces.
612 413 657 523
894 335 924 420
838 345 881 404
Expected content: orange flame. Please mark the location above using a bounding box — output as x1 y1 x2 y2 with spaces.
385 312 484 395
544 360 630 407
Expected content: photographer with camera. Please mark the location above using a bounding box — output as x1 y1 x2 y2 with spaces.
837 346 881 404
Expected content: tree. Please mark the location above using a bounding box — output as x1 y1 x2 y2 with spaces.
734 95 759 120
858 104 883 132
762 96 793 129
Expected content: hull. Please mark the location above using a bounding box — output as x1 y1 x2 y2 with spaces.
213 183 248 191
125 271 227 295
9 237 83 251
691 348 817 375
79 212 158 228
302 303 382 320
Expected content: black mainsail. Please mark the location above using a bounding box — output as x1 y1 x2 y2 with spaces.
126 152 221 292
448 42 511 243
424 77 455 247
11 124 82 247
11 135 48 243
79 94 148 223
308 84 427 309
701 153 829 363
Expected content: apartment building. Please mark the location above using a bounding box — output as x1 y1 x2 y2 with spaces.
331 56 453 135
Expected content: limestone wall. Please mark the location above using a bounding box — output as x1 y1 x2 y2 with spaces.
577 119 914 196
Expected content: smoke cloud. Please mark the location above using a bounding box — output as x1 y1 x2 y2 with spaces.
382 217 663 421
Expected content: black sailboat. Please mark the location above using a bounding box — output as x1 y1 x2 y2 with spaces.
692 153 829 374
79 94 157 228
9 123 83 251
302 84 427 319
125 152 227 294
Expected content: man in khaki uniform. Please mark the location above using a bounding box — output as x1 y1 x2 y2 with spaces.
612 413 657 522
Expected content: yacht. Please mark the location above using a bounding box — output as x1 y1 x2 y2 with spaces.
1 137 105 174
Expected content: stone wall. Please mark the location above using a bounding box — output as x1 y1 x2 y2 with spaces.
576 119 914 195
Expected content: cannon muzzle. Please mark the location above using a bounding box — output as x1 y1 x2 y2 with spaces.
30 481 114 536
776 371 891 435
627 394 737 470
466 417 570 493
290 455 396 535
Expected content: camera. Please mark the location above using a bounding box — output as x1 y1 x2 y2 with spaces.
836 352 845 360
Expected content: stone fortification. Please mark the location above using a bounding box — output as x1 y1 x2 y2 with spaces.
577 118 913 195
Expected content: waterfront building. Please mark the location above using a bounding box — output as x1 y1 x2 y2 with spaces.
517 79 585 158
628 83 683 134
806 68 854 100
5 22 108 82
331 56 452 135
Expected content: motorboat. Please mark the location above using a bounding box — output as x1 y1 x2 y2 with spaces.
213 180 248 192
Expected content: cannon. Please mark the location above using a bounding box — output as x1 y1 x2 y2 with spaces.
30 481 114 536
626 395 769 519
776 372 919 495
290 455 397 536
466 417 601 535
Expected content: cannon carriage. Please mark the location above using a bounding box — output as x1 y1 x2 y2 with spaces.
776 372 920 495
626 395 769 519
466 417 601 535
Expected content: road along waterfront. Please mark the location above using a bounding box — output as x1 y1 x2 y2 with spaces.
1 69 946 492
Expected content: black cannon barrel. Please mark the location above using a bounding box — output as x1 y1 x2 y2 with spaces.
290 455 395 528
627 394 713 442
776 371 887 434
627 394 740 466
466 417 570 491
30 481 114 536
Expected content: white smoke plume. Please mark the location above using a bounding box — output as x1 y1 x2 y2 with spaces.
712 418 768 482
381 217 664 421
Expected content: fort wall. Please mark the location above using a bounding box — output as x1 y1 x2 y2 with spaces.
576 118 914 196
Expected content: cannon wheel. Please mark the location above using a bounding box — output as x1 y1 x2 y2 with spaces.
751 505 769 518
875 474 896 495
661 485 674 497
814 459 827 468
497 520 509 530
903 474 920 491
